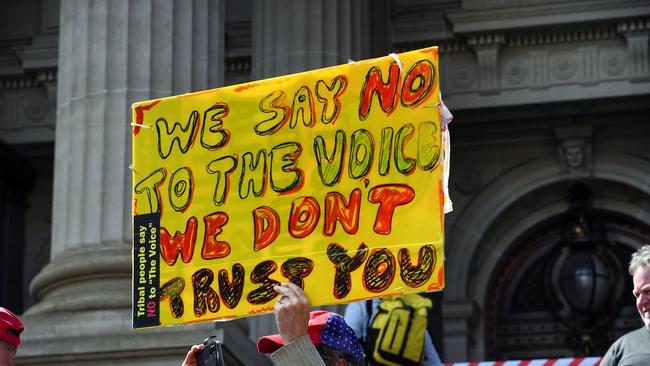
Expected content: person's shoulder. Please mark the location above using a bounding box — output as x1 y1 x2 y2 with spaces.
344 300 364 312
620 326 650 340
609 326 650 351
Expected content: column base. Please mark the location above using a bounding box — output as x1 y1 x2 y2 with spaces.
16 309 271 366
20 245 271 365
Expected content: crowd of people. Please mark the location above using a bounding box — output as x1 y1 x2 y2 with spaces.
3 244 649 366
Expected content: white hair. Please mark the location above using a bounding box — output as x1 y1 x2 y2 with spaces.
629 244 650 275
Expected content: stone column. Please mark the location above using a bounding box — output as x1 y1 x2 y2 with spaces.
247 0 379 342
18 1 268 365
252 0 375 79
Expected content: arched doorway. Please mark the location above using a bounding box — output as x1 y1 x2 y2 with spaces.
444 152 650 361
485 208 648 359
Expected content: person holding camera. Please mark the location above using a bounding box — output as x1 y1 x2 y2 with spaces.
182 343 205 366
182 282 363 366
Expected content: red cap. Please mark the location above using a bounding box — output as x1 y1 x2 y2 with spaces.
257 311 363 362
0 307 24 348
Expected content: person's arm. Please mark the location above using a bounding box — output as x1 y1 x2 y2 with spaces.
271 282 324 366
422 331 442 366
343 301 368 341
600 340 621 366
271 335 325 366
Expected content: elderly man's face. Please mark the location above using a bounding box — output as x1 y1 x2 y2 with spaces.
632 266 650 328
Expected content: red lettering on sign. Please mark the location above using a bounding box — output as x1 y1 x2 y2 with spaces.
202 212 231 259
160 216 197 266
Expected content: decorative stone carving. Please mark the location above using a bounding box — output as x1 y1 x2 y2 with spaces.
554 126 593 178
578 46 599 84
601 50 626 76
23 96 49 123
438 40 469 54
617 18 650 78
503 59 529 86
560 139 590 172
0 76 37 89
462 0 552 10
507 26 618 48
0 94 20 129
617 18 650 34
0 88 53 133
529 50 549 87
0 69 56 138
468 33 505 92
551 54 578 81
452 65 476 89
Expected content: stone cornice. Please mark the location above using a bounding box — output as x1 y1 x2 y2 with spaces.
225 56 251 74
1 35 59 76
618 18 650 34
438 40 469 54
506 25 619 47
394 39 470 55
0 69 56 90
391 0 459 43
17 40 59 70
396 22 630 55
467 33 505 47
443 79 650 110
447 0 650 33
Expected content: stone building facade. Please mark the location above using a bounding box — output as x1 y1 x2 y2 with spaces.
1 0 649 364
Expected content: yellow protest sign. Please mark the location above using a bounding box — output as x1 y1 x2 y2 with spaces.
131 47 445 329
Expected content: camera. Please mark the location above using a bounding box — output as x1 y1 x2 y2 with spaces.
196 336 225 366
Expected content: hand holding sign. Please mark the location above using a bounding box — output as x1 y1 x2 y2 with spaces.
274 282 311 344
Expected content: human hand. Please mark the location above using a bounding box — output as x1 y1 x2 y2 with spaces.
181 343 204 366
273 282 311 344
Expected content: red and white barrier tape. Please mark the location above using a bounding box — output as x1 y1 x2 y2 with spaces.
444 357 602 366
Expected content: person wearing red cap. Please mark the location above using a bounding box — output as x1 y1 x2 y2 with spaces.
181 282 363 366
257 282 363 366
0 307 24 366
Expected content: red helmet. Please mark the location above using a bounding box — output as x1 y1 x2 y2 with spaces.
0 307 23 348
